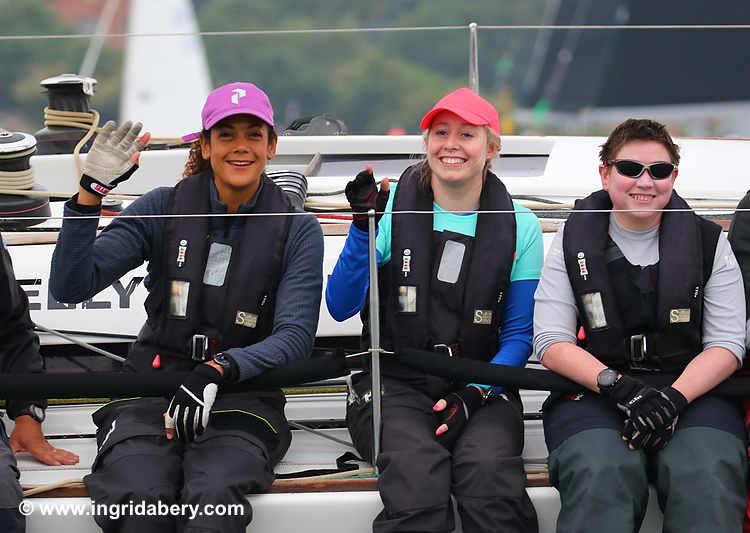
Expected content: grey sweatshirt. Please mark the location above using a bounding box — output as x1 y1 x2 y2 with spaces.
534 214 745 364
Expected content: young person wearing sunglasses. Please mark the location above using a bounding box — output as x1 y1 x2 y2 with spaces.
534 118 746 532
326 88 541 533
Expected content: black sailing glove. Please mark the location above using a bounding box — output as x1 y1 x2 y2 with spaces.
622 386 688 452
434 386 484 449
164 364 223 442
344 166 389 231
80 120 146 197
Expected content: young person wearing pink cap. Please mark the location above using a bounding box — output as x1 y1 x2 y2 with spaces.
50 82 324 532
326 88 541 532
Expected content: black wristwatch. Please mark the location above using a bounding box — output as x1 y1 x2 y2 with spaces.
596 368 621 391
15 404 45 423
212 352 236 380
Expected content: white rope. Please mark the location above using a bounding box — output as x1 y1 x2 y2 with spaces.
0 147 36 190
1 23 749 41
42 107 101 178
22 478 84 497
0 172 35 190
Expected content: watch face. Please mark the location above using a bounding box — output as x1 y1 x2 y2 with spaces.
31 406 45 422
213 354 231 368
597 369 619 389
23 405 45 423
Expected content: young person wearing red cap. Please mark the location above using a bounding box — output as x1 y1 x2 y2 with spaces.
535 119 746 532
50 82 324 532
326 88 541 532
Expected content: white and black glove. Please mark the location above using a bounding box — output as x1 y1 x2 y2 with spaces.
164 364 222 441
80 120 146 197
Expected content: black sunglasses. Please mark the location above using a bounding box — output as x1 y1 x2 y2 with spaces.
607 159 676 180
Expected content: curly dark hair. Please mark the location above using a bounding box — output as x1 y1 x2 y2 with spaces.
181 122 278 178
599 118 680 165
182 131 211 178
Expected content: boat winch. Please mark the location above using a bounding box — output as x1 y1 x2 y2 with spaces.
35 73 99 156
0 130 50 229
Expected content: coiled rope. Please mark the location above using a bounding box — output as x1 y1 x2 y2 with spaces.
42 107 101 178
0 145 36 190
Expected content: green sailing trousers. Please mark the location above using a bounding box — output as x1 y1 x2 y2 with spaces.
548 426 746 532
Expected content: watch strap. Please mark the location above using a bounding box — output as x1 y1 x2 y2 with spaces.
11 403 45 423
6 399 48 421
212 352 239 382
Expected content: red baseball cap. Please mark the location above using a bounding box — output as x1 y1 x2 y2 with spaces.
419 88 500 134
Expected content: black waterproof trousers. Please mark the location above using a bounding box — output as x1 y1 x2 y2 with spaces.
347 373 538 533
85 393 290 533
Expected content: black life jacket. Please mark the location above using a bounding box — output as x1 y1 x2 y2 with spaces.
131 172 292 371
375 163 516 362
562 189 721 371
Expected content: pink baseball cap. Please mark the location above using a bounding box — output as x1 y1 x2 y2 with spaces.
182 82 275 142
419 87 500 134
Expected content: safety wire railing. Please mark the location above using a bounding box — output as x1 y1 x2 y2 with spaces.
3 22 750 41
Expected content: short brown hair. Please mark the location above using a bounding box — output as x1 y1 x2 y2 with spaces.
599 119 680 165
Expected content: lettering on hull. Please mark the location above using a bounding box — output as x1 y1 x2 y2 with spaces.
17 277 145 311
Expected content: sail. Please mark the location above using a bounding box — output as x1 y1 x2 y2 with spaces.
119 0 212 138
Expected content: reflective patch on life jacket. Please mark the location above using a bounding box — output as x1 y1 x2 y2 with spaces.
582 291 607 329
203 242 233 286
398 285 417 313
168 280 190 318
436 240 465 284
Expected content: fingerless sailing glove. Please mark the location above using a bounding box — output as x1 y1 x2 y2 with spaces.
80 120 146 197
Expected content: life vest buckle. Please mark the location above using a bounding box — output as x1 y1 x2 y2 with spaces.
191 334 210 361
629 334 647 363
434 343 461 358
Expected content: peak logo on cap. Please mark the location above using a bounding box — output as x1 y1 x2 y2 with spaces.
231 88 246 105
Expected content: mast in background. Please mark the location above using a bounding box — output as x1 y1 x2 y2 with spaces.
120 0 211 137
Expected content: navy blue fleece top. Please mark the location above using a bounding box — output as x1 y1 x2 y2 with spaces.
50 179 323 382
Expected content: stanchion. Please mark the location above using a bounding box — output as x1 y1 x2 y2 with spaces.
367 208 383 472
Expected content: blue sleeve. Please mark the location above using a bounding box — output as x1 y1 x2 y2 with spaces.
229 214 324 380
492 279 539 368
325 225 382 321
50 189 169 302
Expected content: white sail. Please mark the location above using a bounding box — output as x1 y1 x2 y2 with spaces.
119 0 211 137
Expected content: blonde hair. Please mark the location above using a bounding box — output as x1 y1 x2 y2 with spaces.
417 125 501 192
